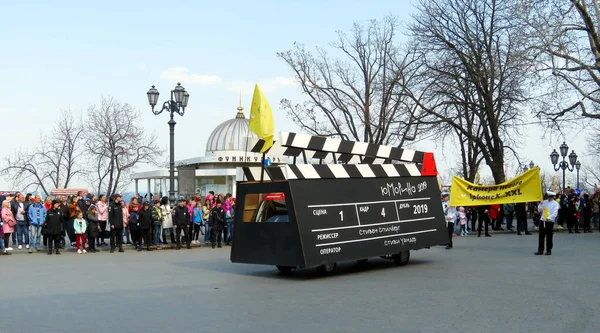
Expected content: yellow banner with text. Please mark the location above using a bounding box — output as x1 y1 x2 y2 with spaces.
449 167 542 206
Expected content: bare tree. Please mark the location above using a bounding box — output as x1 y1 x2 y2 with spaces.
580 127 600 187
426 68 486 182
408 0 537 183
85 97 164 198
278 16 430 147
523 0 600 121
581 165 598 187
1 110 85 195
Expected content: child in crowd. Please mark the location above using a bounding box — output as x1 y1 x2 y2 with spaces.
458 207 468 236
73 212 88 254
192 201 203 245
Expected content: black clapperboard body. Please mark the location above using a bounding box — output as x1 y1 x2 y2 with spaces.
230 132 448 268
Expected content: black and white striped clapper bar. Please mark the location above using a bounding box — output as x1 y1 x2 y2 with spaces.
237 132 438 182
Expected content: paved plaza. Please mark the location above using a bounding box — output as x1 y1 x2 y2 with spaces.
0 231 598 333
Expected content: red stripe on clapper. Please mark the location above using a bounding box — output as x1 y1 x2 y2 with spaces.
420 152 438 176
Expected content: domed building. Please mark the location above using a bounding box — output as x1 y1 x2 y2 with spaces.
205 105 257 153
132 100 286 198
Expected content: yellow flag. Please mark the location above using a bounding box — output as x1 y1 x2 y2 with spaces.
248 84 275 153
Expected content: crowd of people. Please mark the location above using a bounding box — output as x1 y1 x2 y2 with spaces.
441 186 600 252
0 190 236 255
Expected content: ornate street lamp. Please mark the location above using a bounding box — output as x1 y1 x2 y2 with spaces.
550 150 559 165
146 82 189 202
559 142 569 158
522 161 534 172
568 150 578 167
550 141 577 192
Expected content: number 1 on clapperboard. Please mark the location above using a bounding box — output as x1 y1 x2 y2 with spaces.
339 210 343 221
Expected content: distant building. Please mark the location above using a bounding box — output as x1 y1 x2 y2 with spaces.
50 188 89 197
132 101 286 198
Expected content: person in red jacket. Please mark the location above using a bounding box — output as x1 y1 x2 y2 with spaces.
489 204 501 230
43 197 53 211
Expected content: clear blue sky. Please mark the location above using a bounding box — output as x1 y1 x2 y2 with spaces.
0 0 415 111
0 0 586 190
0 0 418 188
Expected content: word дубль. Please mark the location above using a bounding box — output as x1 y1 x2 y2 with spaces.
381 181 427 197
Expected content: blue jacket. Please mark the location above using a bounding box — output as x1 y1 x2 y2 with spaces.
27 203 47 226
193 207 203 224
73 218 88 234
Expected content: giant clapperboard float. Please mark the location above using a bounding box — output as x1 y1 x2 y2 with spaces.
230 131 448 273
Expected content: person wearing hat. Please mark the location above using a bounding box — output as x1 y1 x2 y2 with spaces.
536 191 559 255
77 196 92 220
151 200 163 246
108 194 125 253
173 197 191 249
138 201 153 251
44 200 64 255
209 199 226 248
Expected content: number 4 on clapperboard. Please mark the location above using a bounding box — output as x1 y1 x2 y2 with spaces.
339 208 386 221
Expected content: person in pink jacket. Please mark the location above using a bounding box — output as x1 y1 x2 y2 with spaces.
0 201 10 255
121 201 130 228
95 194 109 247
2 200 16 251
187 199 195 221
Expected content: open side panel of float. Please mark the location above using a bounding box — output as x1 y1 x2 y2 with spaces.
231 132 447 268
230 181 306 267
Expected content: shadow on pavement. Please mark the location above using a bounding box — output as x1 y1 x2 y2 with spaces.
183 256 436 280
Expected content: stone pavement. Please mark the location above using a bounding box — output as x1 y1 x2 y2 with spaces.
0 231 598 333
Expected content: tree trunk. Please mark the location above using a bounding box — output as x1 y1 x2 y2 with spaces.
488 153 506 184
106 155 116 199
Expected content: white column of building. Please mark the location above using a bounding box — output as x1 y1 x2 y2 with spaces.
231 176 237 198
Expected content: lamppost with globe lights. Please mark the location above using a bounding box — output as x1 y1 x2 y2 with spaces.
550 142 578 192
522 160 535 172
146 83 190 203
